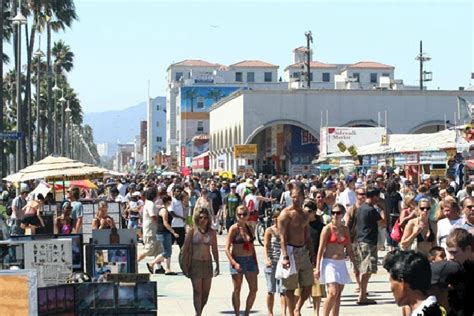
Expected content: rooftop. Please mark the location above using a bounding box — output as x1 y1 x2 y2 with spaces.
346 61 394 69
285 60 338 70
229 60 279 68
168 59 217 70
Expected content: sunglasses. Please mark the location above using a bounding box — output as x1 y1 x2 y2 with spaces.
419 207 430 211
466 205 474 209
357 192 365 196
237 212 248 217
331 211 343 216
304 208 316 213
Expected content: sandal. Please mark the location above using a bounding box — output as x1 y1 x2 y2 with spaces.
165 271 178 276
357 299 377 305
146 263 154 274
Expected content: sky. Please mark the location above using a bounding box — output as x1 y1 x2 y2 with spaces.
14 0 474 113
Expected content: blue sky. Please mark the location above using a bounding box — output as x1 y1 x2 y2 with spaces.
20 0 474 113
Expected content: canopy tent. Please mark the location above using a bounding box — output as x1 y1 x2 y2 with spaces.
52 179 98 190
321 129 460 159
3 155 107 182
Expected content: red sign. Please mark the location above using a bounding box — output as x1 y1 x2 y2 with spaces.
180 146 186 168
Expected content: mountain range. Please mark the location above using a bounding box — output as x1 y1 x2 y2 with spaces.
84 101 147 156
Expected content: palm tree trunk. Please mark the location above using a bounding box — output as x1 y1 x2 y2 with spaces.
0 0 5 177
25 23 35 164
46 21 53 155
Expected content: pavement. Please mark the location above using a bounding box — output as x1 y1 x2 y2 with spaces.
138 234 401 316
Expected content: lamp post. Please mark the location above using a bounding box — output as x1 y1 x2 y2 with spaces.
52 77 60 153
58 91 66 156
34 39 45 161
64 102 71 158
12 0 27 171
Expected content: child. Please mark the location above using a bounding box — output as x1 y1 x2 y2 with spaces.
428 246 446 262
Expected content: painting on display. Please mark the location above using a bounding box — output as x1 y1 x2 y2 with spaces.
23 239 73 287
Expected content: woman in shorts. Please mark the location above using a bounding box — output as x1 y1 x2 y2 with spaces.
225 205 259 316
315 203 358 316
21 193 45 234
263 209 287 316
181 208 219 316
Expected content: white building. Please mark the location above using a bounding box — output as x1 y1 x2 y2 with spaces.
209 89 474 175
147 96 167 165
166 59 285 168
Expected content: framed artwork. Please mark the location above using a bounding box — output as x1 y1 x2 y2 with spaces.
91 245 133 278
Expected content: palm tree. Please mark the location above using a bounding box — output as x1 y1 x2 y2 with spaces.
184 88 198 112
0 0 13 176
23 0 78 156
207 88 224 104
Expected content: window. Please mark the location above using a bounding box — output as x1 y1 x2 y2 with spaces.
156 136 162 142
264 72 272 82
247 72 255 82
197 96 205 109
352 73 360 82
197 121 204 132
370 73 377 83
175 72 183 81
156 121 160 127
382 73 390 77
156 105 160 111
235 72 243 82
322 72 330 82
292 72 300 79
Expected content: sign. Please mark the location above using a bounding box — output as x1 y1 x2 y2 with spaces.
180 146 186 168
0 131 23 140
320 127 386 156
234 144 257 159
419 151 447 165
0 270 38 316
24 239 73 287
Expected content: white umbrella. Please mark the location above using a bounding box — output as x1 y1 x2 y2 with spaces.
4 155 107 182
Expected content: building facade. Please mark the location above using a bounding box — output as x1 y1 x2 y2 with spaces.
209 89 474 175
147 96 167 165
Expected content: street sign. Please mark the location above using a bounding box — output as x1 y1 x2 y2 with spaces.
234 144 257 159
0 131 23 141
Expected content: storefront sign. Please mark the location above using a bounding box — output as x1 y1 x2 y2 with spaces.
320 127 386 155
419 151 447 164
430 169 446 178
234 144 257 159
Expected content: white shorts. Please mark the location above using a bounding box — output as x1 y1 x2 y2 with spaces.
320 258 352 285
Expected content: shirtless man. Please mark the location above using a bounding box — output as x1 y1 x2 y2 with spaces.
279 187 314 316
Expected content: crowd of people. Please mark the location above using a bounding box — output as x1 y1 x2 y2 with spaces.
0 169 473 316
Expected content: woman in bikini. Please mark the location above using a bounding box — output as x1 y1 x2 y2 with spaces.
225 205 259 316
400 198 437 254
182 208 219 316
315 203 358 315
55 202 73 234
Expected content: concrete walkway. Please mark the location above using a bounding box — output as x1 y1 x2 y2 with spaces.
139 234 401 316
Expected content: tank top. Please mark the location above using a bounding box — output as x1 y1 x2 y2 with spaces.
268 228 281 264
157 207 173 234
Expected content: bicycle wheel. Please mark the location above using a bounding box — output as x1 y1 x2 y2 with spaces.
256 221 265 246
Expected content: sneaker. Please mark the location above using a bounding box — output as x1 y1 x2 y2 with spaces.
155 267 165 274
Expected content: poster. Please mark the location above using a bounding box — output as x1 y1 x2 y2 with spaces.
24 239 73 287
93 247 129 278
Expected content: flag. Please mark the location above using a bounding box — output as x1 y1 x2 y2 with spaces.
457 96 472 124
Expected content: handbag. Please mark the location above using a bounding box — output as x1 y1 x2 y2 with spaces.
390 218 403 243
179 228 193 277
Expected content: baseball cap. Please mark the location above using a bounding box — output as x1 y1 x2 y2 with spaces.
132 191 141 197
344 175 354 184
325 180 336 189
230 183 237 188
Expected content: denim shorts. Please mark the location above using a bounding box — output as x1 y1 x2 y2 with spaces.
230 256 258 275
156 232 172 258
128 218 139 229
264 264 285 293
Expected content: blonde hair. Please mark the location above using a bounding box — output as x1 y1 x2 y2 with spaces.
235 205 247 219
436 196 459 221
403 192 416 209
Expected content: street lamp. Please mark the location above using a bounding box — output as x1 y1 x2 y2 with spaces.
58 91 66 156
12 1 27 171
64 102 71 157
52 78 60 153
34 38 45 161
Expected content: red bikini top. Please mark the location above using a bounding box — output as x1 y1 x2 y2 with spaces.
328 226 350 245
